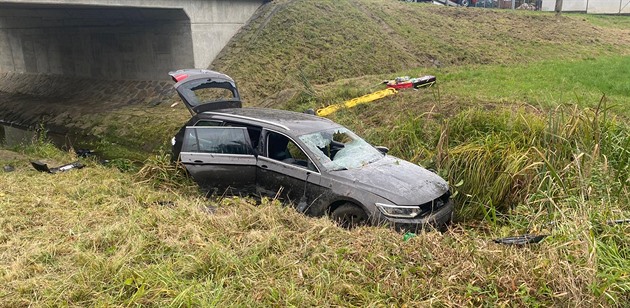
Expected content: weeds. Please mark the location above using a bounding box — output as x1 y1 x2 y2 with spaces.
135 152 196 193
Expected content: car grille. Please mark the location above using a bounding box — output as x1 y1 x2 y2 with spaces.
418 190 450 217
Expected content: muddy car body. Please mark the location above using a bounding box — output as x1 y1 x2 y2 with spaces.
170 69 453 231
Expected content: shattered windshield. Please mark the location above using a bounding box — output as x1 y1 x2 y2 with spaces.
299 127 383 171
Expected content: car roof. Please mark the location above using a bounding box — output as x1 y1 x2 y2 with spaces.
199 107 341 135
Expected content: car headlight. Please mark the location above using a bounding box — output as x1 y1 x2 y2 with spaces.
375 203 422 218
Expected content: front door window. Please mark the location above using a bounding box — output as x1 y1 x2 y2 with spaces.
266 131 317 172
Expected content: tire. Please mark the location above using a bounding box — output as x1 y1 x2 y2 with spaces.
460 0 470 6
331 203 368 229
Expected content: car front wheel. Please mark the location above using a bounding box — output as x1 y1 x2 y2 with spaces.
331 203 368 229
460 0 470 6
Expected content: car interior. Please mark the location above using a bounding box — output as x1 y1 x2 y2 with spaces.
267 132 317 172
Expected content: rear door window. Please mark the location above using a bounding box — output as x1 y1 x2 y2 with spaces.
183 127 253 155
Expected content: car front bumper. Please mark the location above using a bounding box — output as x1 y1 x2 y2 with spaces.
375 199 454 233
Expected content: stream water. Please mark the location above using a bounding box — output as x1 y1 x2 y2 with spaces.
0 122 94 153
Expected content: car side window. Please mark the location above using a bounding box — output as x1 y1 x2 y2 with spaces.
195 120 223 126
224 122 262 151
183 127 253 155
266 131 317 172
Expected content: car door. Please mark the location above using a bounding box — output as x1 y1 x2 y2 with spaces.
180 126 256 195
257 129 326 210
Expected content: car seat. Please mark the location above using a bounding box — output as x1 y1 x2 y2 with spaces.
268 133 292 161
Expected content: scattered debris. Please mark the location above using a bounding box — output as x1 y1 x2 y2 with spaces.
384 75 436 90
157 201 175 208
403 232 417 241
31 161 85 174
607 219 630 225
75 149 95 158
493 234 548 246
3 165 14 172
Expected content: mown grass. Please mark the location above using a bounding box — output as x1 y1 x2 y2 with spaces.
441 55 630 115
214 0 630 102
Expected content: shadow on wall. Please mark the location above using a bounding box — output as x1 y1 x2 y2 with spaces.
0 3 195 80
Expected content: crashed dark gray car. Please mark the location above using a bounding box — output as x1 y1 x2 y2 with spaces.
169 69 453 231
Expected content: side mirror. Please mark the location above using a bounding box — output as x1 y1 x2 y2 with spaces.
375 146 389 154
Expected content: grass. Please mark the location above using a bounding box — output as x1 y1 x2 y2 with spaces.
214 0 630 102
440 55 630 115
2 0 630 305
0 140 628 306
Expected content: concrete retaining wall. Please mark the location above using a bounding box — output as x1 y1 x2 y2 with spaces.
0 72 177 127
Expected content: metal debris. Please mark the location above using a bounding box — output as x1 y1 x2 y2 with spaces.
31 161 85 174
493 234 548 246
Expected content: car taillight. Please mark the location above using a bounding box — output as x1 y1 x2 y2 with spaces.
171 74 188 82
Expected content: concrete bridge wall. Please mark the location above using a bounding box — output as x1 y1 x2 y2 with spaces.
0 0 263 80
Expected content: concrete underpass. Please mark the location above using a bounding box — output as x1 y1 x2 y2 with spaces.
0 3 194 80
0 0 264 133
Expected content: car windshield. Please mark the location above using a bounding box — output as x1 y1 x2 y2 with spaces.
299 127 383 171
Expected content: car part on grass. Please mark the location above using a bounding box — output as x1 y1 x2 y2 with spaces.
316 88 398 117
383 75 436 90
31 161 85 174
494 234 548 246
499 217 630 247
607 219 630 225
3 165 14 172
75 149 95 158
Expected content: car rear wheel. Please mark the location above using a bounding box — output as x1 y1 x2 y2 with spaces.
331 203 368 229
460 0 470 6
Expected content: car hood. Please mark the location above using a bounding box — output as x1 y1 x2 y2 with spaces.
329 156 449 205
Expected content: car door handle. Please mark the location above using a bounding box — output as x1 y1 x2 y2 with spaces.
194 160 203 163
260 164 268 169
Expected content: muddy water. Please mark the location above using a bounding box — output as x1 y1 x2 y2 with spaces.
0 124 35 147
0 123 94 153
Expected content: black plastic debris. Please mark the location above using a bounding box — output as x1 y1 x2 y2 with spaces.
75 149 95 158
157 201 175 208
3 165 14 172
493 234 548 246
607 219 630 225
31 161 85 174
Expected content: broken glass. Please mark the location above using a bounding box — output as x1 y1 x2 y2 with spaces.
299 127 383 171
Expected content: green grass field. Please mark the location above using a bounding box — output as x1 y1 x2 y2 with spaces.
1 0 629 306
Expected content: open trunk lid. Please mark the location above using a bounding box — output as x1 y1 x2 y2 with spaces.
169 69 242 115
